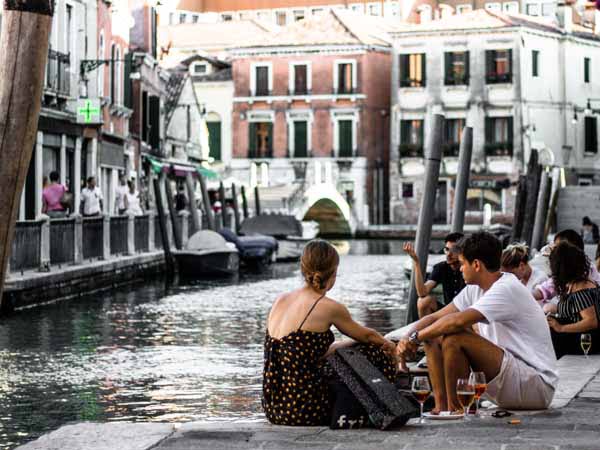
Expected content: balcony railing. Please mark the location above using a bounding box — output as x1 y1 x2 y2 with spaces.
444 75 468 86
288 88 311 96
45 49 70 96
333 86 358 95
399 143 424 158
248 149 273 159
399 78 426 88
442 143 460 157
486 72 512 84
484 142 513 157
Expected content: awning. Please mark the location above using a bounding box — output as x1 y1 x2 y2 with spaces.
144 155 219 180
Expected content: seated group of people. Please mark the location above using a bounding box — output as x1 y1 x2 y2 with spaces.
262 230 600 426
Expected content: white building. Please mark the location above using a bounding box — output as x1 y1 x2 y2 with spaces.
389 8 600 225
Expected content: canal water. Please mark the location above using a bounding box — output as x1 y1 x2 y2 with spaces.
0 240 413 448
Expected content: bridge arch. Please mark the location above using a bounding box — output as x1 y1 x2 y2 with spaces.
296 184 353 236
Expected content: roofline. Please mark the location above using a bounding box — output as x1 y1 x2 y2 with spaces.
229 43 391 56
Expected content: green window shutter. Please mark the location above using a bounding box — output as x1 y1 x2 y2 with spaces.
123 53 132 109
338 120 353 157
585 117 598 154
507 117 514 155
508 49 513 82
465 51 470 85
444 52 451 85
207 122 222 161
248 122 256 158
267 122 273 157
294 121 307 157
149 95 160 150
421 54 426 87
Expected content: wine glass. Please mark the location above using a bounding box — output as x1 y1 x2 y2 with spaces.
581 333 592 358
469 371 487 417
456 378 475 421
411 376 431 424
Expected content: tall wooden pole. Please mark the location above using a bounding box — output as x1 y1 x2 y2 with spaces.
451 127 473 233
520 150 542 247
198 173 215 231
254 186 262 216
231 183 241 235
164 177 183 250
0 0 53 314
241 185 249 219
219 181 228 229
153 178 174 275
406 114 445 324
185 173 201 233
531 168 552 251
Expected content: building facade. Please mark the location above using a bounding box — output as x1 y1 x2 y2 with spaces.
229 10 393 227
389 8 600 224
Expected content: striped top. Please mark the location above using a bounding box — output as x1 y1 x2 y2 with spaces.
557 287 600 324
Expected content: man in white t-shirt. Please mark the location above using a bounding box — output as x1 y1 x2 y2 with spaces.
396 232 558 412
115 175 128 215
80 176 104 217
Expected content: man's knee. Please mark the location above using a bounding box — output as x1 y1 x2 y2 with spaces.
441 332 470 351
417 295 436 310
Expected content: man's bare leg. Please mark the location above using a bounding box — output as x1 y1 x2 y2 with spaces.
423 337 447 412
417 295 438 318
441 331 504 411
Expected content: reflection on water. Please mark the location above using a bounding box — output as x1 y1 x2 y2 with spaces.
0 240 410 448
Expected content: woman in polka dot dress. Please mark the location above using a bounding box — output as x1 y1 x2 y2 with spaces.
263 239 398 426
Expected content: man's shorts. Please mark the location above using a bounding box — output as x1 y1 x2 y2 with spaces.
486 350 555 410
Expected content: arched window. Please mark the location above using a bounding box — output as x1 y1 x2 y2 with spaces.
98 32 105 97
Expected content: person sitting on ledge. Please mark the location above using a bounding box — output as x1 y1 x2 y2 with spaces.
500 243 548 293
262 239 397 426
403 232 465 318
546 241 600 359
534 229 600 313
396 232 558 412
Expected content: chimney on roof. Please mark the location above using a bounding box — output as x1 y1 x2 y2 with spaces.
556 1 573 33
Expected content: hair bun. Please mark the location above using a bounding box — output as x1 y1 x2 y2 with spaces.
312 273 323 290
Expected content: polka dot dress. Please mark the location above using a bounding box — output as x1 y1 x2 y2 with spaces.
262 329 398 426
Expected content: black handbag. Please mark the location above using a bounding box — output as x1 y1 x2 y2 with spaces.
327 347 419 430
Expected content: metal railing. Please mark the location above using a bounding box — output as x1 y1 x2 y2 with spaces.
135 215 149 253
49 218 75 265
82 217 103 260
6 212 210 274
10 221 42 272
110 216 128 255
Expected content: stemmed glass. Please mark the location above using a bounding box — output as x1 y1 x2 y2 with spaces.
411 376 431 424
456 378 475 421
581 334 592 358
469 371 487 417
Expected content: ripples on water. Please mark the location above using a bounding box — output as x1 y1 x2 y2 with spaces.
0 240 411 448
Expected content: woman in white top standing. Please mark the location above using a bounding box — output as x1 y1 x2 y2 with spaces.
124 180 144 216
501 243 548 293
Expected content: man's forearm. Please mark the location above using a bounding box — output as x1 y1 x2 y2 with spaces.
418 314 467 342
413 260 428 297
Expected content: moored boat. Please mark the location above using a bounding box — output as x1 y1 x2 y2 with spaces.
173 230 239 278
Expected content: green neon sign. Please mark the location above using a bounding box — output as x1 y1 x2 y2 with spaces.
77 100 101 123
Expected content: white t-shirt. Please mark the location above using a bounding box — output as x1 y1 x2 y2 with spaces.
80 187 103 215
526 266 549 292
453 273 558 388
115 184 128 211
125 191 143 216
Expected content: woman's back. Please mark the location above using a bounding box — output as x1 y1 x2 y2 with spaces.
267 290 333 339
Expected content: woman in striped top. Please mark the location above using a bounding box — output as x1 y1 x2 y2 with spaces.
547 242 600 359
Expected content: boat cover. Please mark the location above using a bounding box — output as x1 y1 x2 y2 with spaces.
240 215 302 238
187 230 230 251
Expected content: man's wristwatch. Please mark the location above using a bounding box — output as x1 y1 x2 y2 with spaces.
408 330 421 345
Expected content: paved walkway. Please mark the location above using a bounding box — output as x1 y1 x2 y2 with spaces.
18 356 600 450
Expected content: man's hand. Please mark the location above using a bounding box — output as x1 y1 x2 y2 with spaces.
403 242 419 262
395 338 418 371
381 339 397 359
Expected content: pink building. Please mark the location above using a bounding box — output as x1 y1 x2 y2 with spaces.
229 10 393 228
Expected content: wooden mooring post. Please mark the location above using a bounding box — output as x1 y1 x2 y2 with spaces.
0 0 53 314
231 184 241 235
198 173 215 231
241 186 249 219
254 186 262 216
520 150 542 247
450 127 473 233
164 178 183 250
185 173 201 234
153 178 175 276
406 113 445 324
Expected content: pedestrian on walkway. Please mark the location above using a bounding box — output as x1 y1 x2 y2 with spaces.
115 174 128 215
582 216 599 245
42 171 68 218
124 180 143 216
80 176 103 217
